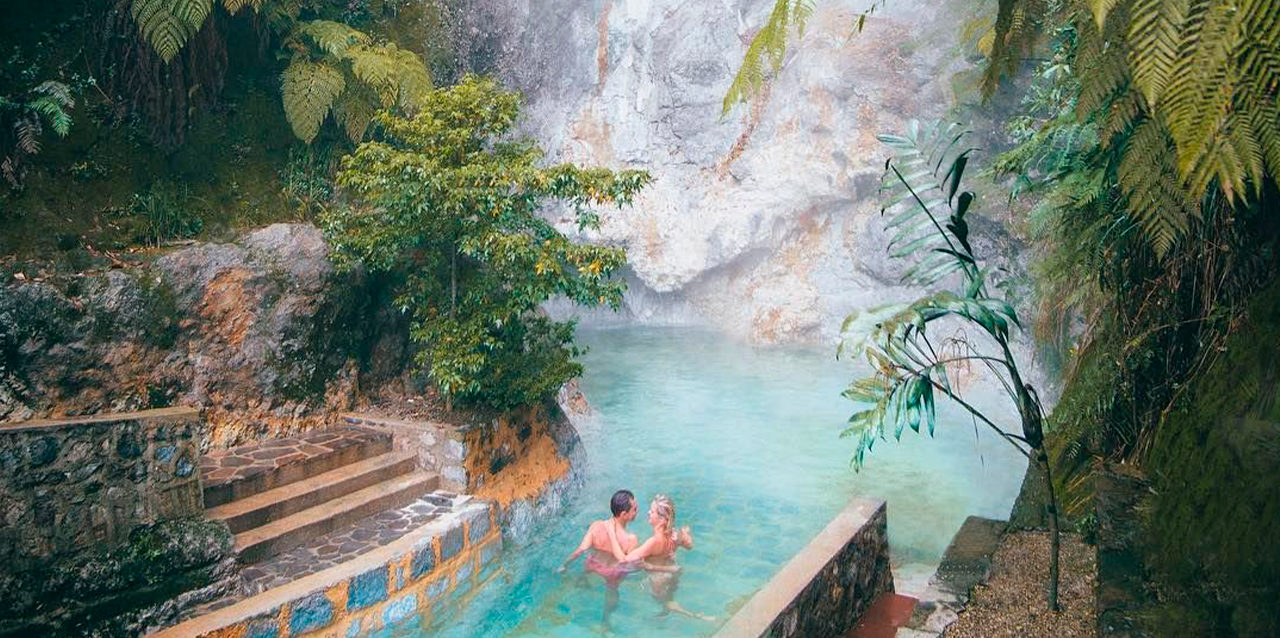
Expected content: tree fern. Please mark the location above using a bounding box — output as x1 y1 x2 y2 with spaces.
297 20 368 56
280 22 432 143
30 81 74 136
332 82 378 143
130 0 212 63
984 0 1280 256
1119 117 1195 257
281 60 345 143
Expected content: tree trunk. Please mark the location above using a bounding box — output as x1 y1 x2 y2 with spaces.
446 244 457 413
1037 447 1061 612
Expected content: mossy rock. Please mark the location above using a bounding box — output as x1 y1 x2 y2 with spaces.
1139 281 1280 635
0 518 234 638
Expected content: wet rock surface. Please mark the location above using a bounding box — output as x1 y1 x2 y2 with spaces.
473 0 1020 343
0 518 235 638
0 224 410 446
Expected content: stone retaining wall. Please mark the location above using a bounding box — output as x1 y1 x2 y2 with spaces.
714 499 893 638
340 412 469 490
149 498 502 638
0 407 203 570
342 400 587 547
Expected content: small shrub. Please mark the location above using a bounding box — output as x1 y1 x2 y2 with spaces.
129 183 204 247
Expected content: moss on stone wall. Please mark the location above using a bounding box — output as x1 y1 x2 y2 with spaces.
0 518 234 638
1140 282 1280 638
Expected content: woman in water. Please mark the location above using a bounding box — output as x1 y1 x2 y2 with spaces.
604 494 715 621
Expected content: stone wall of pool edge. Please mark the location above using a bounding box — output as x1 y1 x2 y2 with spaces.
0 406 204 571
713 498 893 638
146 498 502 638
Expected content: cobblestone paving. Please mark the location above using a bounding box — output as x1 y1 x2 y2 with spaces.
239 491 460 594
200 427 390 490
177 491 469 620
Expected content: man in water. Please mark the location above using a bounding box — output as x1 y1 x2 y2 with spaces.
558 489 641 629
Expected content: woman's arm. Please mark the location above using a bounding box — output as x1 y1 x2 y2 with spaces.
678 526 694 550
622 536 661 562
603 519 630 562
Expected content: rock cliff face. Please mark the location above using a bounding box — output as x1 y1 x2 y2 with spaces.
0 224 408 445
481 0 990 342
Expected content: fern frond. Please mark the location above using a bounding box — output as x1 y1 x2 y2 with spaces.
722 0 799 117
389 46 432 110
13 117 41 155
280 60 345 143
28 96 73 137
1128 0 1188 107
344 43 431 110
982 0 1048 96
1074 2 1132 119
297 20 368 56
32 81 74 108
1088 0 1123 28
1118 117 1195 257
221 0 264 13
130 0 212 63
332 83 378 143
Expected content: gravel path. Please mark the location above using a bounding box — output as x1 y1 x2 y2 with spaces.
946 530 1096 638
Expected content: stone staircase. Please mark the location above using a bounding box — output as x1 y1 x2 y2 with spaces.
201 427 439 564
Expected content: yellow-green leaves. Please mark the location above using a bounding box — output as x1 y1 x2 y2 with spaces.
280 21 434 143
1089 0 1123 28
130 0 269 62
325 77 649 410
130 0 211 63
281 61 345 144
992 0 1280 257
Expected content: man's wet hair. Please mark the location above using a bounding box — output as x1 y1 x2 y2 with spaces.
610 489 635 516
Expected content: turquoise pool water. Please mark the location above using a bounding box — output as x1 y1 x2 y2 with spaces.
394 326 1027 637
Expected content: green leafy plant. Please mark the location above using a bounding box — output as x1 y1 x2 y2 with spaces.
128 0 267 63
130 182 204 247
325 76 651 410
722 0 887 116
279 19 432 144
280 144 337 216
840 120 1064 610
1 80 76 188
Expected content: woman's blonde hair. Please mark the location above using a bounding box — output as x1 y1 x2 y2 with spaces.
651 494 677 542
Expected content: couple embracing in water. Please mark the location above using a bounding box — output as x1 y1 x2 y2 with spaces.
558 489 715 630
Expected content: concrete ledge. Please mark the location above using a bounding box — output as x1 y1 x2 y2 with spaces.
715 498 893 638
0 406 199 432
149 499 501 638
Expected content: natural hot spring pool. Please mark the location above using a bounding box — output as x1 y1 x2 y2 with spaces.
391 326 1027 638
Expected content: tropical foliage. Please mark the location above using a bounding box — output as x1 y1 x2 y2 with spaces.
127 0 267 63
840 120 1064 609
0 80 75 188
123 1 433 145
722 0 887 116
995 22 1280 513
280 20 432 143
728 0 1280 258
324 77 651 410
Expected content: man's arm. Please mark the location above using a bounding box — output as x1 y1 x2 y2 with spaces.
558 524 596 573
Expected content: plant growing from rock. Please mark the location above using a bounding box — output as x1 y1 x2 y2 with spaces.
839 120 1064 610
324 76 650 411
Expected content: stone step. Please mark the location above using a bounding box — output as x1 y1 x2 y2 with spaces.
206 451 419 534
202 427 393 508
234 471 440 563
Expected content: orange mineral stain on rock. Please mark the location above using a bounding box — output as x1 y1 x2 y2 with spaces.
465 406 571 508
199 268 258 348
